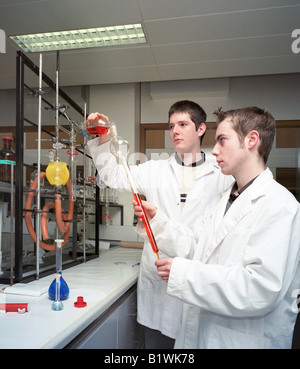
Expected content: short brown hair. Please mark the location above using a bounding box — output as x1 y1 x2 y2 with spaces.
214 106 276 164
169 100 207 143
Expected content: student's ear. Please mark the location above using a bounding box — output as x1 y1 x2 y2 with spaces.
197 123 206 137
247 130 260 149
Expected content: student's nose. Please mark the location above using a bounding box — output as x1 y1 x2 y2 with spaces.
211 143 218 157
173 124 180 135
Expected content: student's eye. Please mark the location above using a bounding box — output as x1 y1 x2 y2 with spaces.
169 125 174 130
219 137 226 145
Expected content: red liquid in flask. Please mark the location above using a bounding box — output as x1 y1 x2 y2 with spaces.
133 193 159 258
86 125 109 136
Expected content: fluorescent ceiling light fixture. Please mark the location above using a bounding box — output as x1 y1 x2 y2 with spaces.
10 23 146 52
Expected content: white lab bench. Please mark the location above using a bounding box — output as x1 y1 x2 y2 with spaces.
0 247 142 349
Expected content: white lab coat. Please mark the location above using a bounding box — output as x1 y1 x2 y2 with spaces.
87 138 233 338
150 168 300 348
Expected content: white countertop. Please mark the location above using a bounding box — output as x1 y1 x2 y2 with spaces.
0 247 142 349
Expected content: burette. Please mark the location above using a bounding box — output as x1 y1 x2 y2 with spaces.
109 123 160 260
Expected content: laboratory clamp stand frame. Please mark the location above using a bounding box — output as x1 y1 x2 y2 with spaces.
0 51 100 284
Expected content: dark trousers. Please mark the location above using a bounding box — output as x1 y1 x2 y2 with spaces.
143 325 175 349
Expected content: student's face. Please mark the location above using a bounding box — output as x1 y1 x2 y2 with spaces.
169 112 203 155
212 118 247 176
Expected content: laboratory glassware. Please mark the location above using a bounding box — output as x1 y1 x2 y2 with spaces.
51 273 64 311
48 239 70 301
109 127 160 259
0 137 16 183
45 161 69 186
86 118 160 258
67 149 78 201
104 187 112 225
86 118 111 136
0 202 8 275
48 272 69 301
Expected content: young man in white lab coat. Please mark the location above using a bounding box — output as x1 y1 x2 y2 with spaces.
134 106 300 349
87 101 233 349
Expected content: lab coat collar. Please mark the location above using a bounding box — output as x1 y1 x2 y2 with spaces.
241 167 274 200
203 168 273 263
169 153 220 179
220 167 273 204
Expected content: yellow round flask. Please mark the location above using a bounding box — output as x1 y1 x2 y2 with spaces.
46 161 69 186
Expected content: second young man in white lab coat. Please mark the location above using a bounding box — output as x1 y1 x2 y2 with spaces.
87 101 233 348
134 106 300 349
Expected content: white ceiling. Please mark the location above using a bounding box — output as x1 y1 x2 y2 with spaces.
0 0 299 89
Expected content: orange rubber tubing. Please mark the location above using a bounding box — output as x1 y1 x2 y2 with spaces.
40 202 55 241
40 202 70 248
55 189 74 234
24 172 73 251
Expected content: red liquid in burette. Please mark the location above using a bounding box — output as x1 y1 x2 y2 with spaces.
86 125 109 136
133 193 159 258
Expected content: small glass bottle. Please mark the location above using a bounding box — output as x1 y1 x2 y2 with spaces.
0 137 16 183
